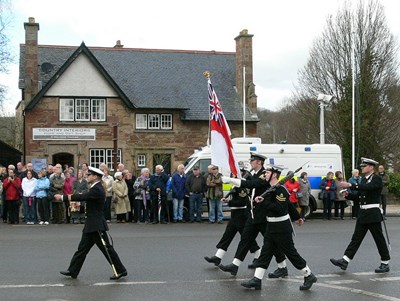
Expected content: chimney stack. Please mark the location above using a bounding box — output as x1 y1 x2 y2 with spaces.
24 17 40 103
114 40 124 48
235 29 257 114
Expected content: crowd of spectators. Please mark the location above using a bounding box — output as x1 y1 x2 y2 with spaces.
0 161 223 225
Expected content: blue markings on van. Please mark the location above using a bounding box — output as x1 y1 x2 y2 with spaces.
308 176 323 189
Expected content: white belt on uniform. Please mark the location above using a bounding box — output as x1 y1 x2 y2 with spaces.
360 204 380 210
230 206 247 210
267 214 290 222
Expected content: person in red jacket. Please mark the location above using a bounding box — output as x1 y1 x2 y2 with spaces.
284 172 301 209
3 168 22 224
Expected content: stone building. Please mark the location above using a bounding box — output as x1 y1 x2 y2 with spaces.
16 18 259 175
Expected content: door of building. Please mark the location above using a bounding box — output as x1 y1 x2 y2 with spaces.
153 154 171 176
52 153 74 170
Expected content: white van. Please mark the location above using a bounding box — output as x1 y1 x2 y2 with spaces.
184 137 344 217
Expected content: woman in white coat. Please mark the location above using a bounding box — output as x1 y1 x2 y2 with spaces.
112 171 130 223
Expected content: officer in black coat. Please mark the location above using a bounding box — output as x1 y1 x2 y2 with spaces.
56 166 127 280
241 165 317 291
218 153 288 277
330 158 390 273
204 166 260 266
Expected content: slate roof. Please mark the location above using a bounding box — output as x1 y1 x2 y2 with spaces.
20 43 256 121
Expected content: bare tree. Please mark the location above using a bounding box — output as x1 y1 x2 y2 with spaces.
0 0 13 109
295 0 400 172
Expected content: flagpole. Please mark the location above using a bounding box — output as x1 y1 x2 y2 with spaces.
243 65 246 138
351 30 355 170
204 71 211 146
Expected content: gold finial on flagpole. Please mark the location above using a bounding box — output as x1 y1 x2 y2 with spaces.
203 71 211 79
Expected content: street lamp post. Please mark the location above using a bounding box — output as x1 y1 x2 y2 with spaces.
317 94 336 144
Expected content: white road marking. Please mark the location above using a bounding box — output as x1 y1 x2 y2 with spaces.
325 280 360 284
93 281 166 286
353 272 377 276
0 284 65 288
371 277 400 282
2 274 400 301
290 274 340 279
283 278 400 301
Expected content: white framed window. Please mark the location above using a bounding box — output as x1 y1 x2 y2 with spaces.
76 98 90 121
161 114 172 129
59 98 106 122
148 114 160 129
137 154 146 167
92 99 106 121
90 148 122 170
136 114 147 129
135 113 172 130
59 98 74 121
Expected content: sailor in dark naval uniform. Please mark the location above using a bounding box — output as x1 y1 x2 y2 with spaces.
241 164 317 291
56 166 127 280
330 157 390 273
218 153 288 277
204 164 260 266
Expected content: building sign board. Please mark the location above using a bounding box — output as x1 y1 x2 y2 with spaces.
33 128 96 140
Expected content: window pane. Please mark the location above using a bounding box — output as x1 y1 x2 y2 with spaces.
136 114 147 129
60 98 74 121
92 99 105 121
90 149 105 169
161 114 172 129
148 114 159 129
76 98 90 121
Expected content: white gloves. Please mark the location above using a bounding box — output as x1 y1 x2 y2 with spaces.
221 176 241 187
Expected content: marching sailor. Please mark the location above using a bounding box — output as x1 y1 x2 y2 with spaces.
56 166 127 280
204 164 260 266
241 164 317 291
218 153 288 277
330 157 390 273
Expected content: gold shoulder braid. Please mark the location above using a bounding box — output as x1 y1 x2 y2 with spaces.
259 173 266 180
276 194 286 202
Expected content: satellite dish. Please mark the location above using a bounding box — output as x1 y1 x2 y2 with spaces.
41 62 54 74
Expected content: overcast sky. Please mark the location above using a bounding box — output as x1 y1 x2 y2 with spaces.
1 0 400 114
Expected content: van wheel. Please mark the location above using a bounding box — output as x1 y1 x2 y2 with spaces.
183 206 189 221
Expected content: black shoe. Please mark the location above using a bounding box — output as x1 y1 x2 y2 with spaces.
248 259 258 269
152 221 159 224
299 273 317 290
241 277 261 290
110 270 128 280
330 258 348 270
204 256 221 266
268 267 288 278
375 263 390 273
218 263 238 276
161 220 168 224
60 270 77 279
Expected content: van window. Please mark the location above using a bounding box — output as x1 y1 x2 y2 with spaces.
198 159 211 175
